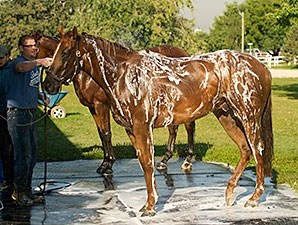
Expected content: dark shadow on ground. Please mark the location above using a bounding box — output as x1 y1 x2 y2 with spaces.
245 166 278 187
36 108 80 162
37 103 212 163
63 112 81 117
80 142 211 160
272 83 298 99
1 159 297 224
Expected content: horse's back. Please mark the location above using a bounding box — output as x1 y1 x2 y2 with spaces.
147 45 189 57
197 50 271 96
117 51 221 127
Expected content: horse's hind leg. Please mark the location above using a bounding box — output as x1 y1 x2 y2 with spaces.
245 94 273 207
156 121 195 172
244 152 265 207
181 121 195 172
156 125 178 170
215 111 252 206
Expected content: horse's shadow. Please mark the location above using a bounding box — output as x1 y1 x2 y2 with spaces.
109 142 211 161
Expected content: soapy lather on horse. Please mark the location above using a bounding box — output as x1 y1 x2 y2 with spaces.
33 32 195 174
43 27 273 216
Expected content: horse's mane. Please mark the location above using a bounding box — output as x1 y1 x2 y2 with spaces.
81 32 133 54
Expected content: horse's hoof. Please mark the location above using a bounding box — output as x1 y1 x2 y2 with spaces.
141 209 156 217
139 205 156 216
156 161 168 171
102 168 113 176
139 205 146 212
96 166 113 175
225 193 236 206
96 167 102 174
244 199 258 208
181 161 192 172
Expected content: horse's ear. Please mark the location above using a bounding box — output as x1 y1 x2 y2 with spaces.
31 30 40 39
58 25 64 36
72 26 78 40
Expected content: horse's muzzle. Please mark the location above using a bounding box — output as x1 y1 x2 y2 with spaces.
42 74 61 95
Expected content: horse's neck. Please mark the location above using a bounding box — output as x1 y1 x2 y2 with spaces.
81 39 114 91
98 38 132 62
82 37 127 80
81 37 131 127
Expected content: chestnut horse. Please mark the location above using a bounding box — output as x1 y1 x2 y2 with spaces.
43 27 273 216
33 33 195 174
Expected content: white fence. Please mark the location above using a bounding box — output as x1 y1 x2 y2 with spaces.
255 55 298 68
256 55 286 68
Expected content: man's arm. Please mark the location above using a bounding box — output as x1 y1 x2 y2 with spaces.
15 58 53 73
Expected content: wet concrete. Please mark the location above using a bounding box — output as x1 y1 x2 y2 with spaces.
0 158 297 225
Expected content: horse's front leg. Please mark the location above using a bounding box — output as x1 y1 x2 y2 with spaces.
156 125 178 171
126 123 157 216
181 121 195 172
89 104 115 175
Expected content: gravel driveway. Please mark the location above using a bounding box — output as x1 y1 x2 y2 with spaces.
270 69 298 78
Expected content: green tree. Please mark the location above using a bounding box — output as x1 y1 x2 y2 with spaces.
1 0 199 55
207 0 286 54
282 21 298 62
67 0 198 53
0 0 76 56
275 0 298 26
207 3 244 51
192 30 209 54
274 0 298 59
244 0 286 55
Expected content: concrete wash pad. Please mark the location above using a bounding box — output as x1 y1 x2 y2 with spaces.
1 159 297 224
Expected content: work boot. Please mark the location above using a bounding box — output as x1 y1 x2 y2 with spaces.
25 191 45 203
1 181 13 194
11 191 33 206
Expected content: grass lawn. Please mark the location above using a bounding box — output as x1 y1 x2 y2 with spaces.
37 77 298 193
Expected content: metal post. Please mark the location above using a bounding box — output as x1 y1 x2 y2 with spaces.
241 12 244 53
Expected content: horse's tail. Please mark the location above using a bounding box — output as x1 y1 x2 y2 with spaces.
261 91 274 177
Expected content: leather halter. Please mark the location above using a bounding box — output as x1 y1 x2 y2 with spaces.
74 35 82 77
46 35 82 85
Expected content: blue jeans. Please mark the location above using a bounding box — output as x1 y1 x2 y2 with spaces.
7 108 37 193
0 110 14 185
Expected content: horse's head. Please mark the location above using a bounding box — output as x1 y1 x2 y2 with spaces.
43 27 80 94
35 35 59 59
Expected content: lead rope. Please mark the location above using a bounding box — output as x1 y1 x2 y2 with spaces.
37 68 70 195
40 67 48 194
39 67 61 194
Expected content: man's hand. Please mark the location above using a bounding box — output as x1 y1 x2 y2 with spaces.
38 94 50 106
36 57 53 67
43 95 50 106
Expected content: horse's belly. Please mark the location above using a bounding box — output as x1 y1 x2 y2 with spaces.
154 102 212 128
